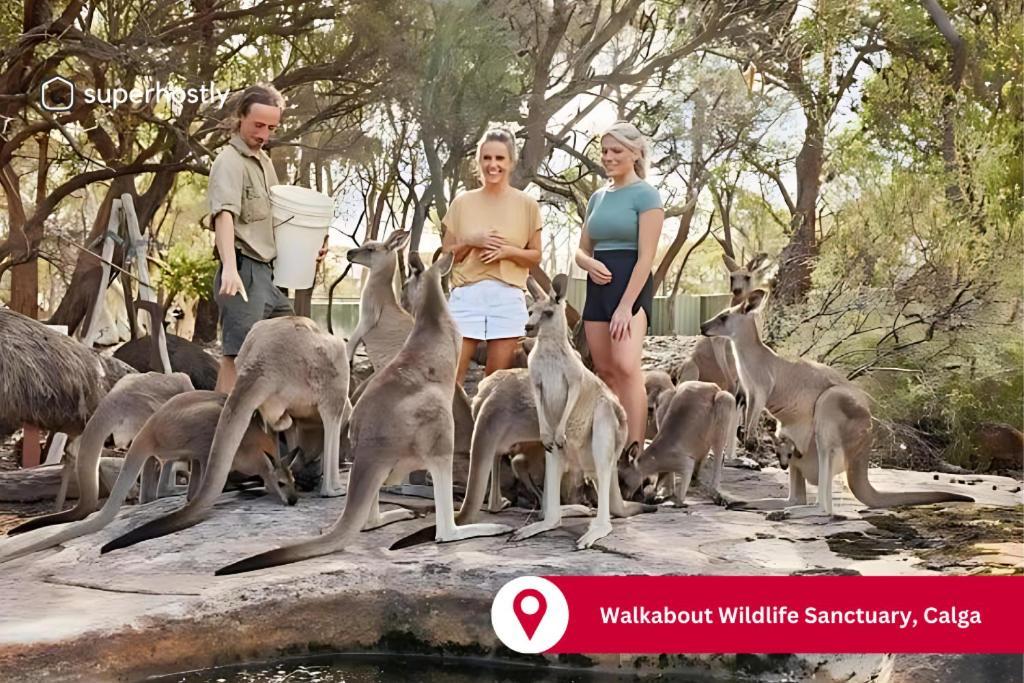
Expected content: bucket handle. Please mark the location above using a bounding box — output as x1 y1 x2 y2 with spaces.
273 214 296 229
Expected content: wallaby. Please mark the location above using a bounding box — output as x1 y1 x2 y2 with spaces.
517 274 654 549
215 252 512 575
100 316 352 554
0 391 296 564
701 289 974 517
620 381 737 507
345 229 414 369
8 372 195 536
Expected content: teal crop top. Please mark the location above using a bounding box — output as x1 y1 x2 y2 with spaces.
585 181 663 251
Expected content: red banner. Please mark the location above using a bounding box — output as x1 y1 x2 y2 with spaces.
490 576 1024 654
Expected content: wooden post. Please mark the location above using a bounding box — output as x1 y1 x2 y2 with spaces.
121 193 172 373
80 200 119 346
20 425 41 468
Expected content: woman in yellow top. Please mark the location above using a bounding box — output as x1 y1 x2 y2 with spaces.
441 128 543 384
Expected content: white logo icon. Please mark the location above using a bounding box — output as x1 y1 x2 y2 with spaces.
40 76 74 111
491 576 569 653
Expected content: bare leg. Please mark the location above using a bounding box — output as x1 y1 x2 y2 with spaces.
456 338 480 386
216 356 237 394
483 337 518 375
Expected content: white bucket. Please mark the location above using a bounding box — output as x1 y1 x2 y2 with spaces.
270 185 333 289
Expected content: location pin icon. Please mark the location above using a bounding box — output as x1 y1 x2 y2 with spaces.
512 588 547 640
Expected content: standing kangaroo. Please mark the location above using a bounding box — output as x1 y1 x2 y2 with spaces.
100 316 352 554
216 252 511 575
701 289 974 517
0 391 296 564
517 274 654 549
7 372 195 536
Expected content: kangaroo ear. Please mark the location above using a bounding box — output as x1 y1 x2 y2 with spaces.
434 250 455 277
746 252 769 272
408 250 425 275
526 276 547 302
552 273 569 302
721 253 741 273
621 440 640 463
743 288 768 313
384 229 411 252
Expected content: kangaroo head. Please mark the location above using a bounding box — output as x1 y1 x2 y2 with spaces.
263 450 299 506
407 250 454 314
346 229 410 269
617 440 645 501
525 273 568 337
700 288 768 339
771 430 799 470
400 251 426 312
722 252 771 304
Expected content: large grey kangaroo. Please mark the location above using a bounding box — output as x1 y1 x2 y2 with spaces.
701 289 974 517
100 316 351 553
215 252 511 575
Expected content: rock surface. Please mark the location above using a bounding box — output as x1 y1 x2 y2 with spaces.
0 465 1019 682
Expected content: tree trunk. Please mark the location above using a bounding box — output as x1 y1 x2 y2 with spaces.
772 118 824 304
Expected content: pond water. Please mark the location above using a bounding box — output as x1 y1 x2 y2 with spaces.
146 653 737 682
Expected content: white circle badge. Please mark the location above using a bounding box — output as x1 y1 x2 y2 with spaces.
491 575 570 653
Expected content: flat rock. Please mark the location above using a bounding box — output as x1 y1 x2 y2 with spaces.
0 466 1019 682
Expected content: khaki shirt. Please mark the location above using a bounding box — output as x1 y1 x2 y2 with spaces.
442 188 542 290
208 134 280 262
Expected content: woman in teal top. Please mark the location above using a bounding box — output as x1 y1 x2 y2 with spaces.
574 121 665 453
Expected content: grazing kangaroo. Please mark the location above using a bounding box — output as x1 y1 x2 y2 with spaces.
100 316 352 554
701 289 974 517
0 391 296 564
517 274 654 549
216 252 512 575
8 372 195 536
620 381 737 507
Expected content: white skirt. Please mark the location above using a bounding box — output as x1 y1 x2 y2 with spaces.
449 279 528 341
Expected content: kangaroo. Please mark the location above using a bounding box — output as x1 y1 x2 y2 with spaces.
100 316 352 554
7 372 195 536
388 366 593 551
345 229 414 369
620 381 737 507
343 240 475 488
515 274 654 549
0 391 296 564
644 370 674 439
215 252 512 575
701 289 974 517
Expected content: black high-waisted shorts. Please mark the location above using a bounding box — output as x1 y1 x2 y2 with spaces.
582 249 653 329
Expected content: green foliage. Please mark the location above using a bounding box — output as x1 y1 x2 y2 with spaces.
158 243 217 302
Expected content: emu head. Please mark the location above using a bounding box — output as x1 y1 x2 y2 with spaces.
346 229 410 270
700 288 768 339
524 273 568 338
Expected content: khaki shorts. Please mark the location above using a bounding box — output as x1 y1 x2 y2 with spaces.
213 254 293 356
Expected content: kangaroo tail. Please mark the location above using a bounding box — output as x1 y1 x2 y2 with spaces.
846 443 974 508
0 434 153 563
8 400 117 536
216 457 384 575
101 381 266 554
